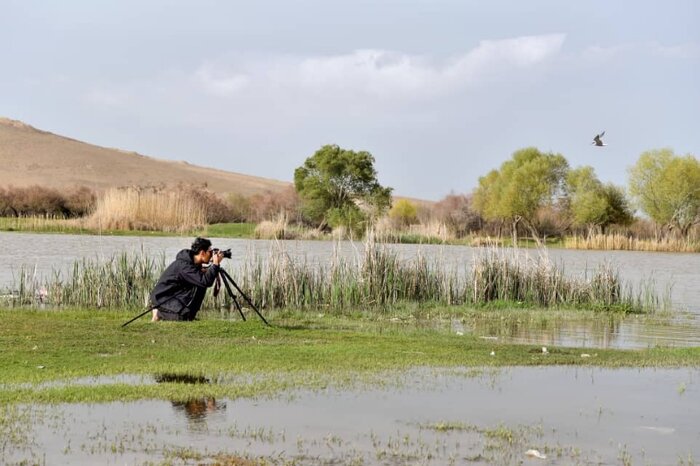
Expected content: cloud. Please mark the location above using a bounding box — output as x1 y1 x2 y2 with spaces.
187 33 566 101
651 42 700 59
195 64 250 96
580 43 636 62
80 33 567 128
447 34 566 79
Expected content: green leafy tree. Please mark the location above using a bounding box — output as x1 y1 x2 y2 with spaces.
473 147 568 245
600 183 634 229
628 149 700 237
566 166 633 234
294 144 392 232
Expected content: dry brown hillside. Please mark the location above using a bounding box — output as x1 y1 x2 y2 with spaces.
0 117 290 196
0 117 430 207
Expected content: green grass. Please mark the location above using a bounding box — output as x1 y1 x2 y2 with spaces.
1 308 698 404
0 216 256 238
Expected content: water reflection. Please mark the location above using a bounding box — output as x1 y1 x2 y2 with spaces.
172 397 226 421
153 372 226 423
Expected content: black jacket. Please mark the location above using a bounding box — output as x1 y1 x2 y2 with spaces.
149 249 220 319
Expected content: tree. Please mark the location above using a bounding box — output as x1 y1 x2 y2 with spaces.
472 147 568 245
433 192 482 237
599 183 634 230
389 199 418 227
294 144 392 232
566 166 633 234
628 149 700 237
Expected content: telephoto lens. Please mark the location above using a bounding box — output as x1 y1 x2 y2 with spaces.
212 248 232 259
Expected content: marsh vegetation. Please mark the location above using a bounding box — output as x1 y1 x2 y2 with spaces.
4 238 656 315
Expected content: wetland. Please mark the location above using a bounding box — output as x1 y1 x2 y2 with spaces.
1 232 699 464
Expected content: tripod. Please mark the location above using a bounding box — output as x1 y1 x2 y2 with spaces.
217 268 269 326
121 268 269 327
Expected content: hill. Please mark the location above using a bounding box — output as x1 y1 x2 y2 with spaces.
0 117 290 196
0 117 431 208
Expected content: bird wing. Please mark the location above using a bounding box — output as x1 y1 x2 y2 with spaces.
599 131 605 138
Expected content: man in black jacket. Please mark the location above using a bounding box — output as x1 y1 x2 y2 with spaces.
150 237 224 321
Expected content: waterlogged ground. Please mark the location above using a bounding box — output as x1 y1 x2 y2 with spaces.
450 313 700 350
3 367 699 465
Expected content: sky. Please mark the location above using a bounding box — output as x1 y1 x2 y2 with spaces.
1 1 698 201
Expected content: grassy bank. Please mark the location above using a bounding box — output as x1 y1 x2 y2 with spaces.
1 308 698 404
0 216 256 238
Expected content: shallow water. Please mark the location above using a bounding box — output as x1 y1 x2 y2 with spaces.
5 367 699 465
458 314 700 349
3 231 700 349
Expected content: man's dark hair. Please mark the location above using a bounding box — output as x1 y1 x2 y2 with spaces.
191 237 212 254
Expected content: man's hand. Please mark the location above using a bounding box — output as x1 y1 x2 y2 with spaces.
212 250 224 265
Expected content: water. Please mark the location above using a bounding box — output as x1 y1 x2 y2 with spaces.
4 367 699 465
2 231 700 348
2 234 699 464
3 232 698 310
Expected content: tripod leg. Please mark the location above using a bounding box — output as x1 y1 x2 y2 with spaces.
231 295 246 321
219 269 270 326
121 307 155 328
220 273 246 321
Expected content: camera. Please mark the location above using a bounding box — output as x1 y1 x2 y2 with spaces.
211 248 232 259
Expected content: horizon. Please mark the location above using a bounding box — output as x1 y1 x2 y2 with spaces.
2 1 698 201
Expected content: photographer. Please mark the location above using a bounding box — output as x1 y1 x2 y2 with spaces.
150 237 225 322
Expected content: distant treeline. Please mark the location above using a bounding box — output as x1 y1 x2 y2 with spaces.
0 183 302 228
0 185 95 217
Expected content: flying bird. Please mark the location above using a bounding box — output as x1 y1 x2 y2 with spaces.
592 131 607 146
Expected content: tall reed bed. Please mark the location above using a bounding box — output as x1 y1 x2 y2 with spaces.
0 215 81 233
565 233 700 253
3 241 657 313
86 188 207 233
7 251 165 309
374 220 456 244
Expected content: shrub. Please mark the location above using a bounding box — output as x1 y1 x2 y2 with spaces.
0 185 96 217
389 199 419 227
433 193 482 237
249 187 301 223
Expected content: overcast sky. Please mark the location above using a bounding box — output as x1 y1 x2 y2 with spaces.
2 1 698 200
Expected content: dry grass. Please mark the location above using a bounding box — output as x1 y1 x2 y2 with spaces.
254 215 288 239
373 220 455 244
470 236 504 247
565 234 700 253
85 188 207 233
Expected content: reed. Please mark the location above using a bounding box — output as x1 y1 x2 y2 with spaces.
3 240 657 313
86 188 207 233
0 215 85 233
7 251 165 309
565 233 700 253
254 215 288 239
